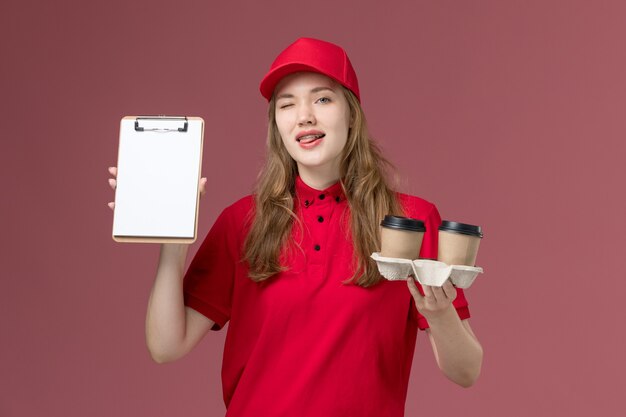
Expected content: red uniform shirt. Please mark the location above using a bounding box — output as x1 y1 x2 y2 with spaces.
183 177 470 417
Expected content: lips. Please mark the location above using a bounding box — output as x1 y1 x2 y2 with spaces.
296 130 325 143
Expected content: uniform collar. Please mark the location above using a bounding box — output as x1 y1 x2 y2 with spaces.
295 175 346 208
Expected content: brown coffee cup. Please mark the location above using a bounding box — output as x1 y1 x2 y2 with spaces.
438 221 483 266
380 215 425 259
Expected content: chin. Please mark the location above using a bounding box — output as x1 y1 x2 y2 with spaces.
299 159 331 170
293 154 325 167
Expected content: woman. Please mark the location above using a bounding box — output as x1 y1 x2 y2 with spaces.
108 37 482 417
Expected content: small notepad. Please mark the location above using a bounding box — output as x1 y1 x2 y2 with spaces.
112 116 204 243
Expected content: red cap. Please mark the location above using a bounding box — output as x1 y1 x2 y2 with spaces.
259 37 360 102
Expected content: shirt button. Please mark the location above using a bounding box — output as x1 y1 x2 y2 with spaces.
317 216 324 223
335 196 340 203
318 194 325 200
314 244 321 251
304 200 310 207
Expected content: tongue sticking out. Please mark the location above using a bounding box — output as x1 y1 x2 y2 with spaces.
298 134 325 144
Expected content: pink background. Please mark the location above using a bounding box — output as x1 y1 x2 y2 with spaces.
2 1 625 416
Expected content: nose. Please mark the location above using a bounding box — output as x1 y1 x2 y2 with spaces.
297 103 316 126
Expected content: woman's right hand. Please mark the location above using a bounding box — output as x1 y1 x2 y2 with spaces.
107 166 208 210
107 166 214 362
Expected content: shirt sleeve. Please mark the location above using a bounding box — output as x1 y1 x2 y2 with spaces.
409 202 471 330
183 204 241 331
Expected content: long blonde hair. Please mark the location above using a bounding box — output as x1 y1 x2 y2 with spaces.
243 86 404 287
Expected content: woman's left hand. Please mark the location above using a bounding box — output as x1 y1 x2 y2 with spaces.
407 277 457 320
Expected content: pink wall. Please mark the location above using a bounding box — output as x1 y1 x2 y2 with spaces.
2 1 625 416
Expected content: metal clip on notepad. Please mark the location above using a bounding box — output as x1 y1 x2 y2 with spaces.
134 116 189 132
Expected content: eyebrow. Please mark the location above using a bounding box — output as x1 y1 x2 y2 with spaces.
275 86 336 100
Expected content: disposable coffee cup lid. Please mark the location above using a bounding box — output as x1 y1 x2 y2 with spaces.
439 220 483 237
380 215 425 232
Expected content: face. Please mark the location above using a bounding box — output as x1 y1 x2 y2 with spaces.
274 72 352 182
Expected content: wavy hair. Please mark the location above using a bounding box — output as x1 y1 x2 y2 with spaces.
243 86 404 287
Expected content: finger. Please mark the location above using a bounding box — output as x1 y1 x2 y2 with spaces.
199 177 207 196
108 167 117 177
422 284 437 302
442 280 457 300
430 285 446 301
108 178 117 190
108 202 115 210
407 276 424 301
